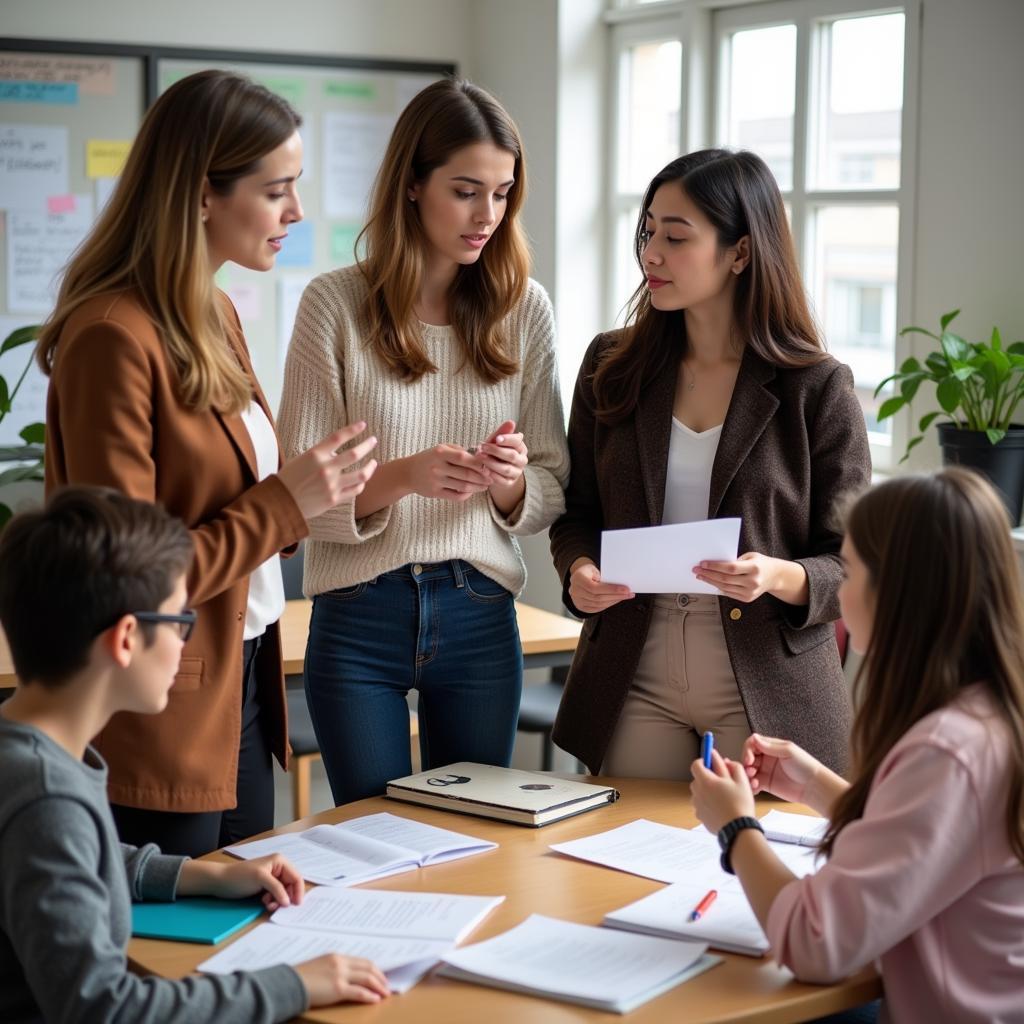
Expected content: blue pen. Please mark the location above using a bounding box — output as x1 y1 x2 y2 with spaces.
701 731 714 770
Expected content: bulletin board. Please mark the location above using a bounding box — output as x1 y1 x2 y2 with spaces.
0 38 455 439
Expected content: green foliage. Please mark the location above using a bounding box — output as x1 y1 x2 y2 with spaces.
875 310 1024 462
0 325 45 527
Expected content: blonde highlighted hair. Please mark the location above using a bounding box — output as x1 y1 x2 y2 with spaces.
356 77 530 383
38 70 301 414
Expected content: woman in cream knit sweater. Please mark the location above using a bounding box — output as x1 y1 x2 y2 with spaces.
278 79 569 805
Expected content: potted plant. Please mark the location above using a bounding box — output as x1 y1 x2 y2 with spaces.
875 309 1024 524
0 325 45 528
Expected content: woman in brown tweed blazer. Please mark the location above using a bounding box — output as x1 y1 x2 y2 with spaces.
550 150 870 777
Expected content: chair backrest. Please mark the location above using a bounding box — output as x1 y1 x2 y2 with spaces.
280 540 305 601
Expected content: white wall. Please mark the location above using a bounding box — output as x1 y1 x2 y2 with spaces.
0 0 475 64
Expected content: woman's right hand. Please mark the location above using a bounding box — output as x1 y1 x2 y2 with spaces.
293 954 391 1006
741 733 823 804
568 558 633 614
405 444 494 502
277 423 379 521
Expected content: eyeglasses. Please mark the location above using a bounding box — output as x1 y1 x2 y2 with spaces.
131 610 197 642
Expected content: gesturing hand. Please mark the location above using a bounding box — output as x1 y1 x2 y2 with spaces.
741 733 823 804
568 558 633 614
277 423 378 521
475 419 528 489
406 444 494 502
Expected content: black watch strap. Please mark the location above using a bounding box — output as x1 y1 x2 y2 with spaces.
717 816 764 875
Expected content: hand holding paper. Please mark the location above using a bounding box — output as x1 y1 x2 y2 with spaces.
600 519 741 595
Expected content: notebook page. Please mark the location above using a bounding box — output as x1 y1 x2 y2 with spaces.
339 812 497 863
271 887 505 943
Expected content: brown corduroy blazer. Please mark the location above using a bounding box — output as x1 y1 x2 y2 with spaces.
45 291 308 812
550 332 871 775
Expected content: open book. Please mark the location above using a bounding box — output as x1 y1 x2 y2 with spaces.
198 889 504 993
439 914 720 1013
225 811 496 886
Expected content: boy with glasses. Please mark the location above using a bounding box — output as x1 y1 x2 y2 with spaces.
0 487 388 1022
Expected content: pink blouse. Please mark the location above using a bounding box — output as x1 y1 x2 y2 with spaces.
767 685 1024 1023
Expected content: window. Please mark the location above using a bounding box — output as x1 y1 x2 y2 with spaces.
603 0 918 468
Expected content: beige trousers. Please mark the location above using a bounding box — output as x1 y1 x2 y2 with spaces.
601 593 750 781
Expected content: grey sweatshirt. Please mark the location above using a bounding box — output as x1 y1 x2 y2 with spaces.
0 716 308 1024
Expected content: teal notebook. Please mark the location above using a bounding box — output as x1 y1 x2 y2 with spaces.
131 898 264 945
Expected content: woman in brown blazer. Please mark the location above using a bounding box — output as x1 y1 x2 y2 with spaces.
38 72 377 857
550 150 870 778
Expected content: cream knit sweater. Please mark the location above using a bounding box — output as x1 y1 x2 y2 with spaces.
277 264 570 597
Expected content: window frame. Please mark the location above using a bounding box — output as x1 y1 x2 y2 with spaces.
603 0 921 471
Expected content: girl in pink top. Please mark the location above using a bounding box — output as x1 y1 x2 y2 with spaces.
691 467 1024 1024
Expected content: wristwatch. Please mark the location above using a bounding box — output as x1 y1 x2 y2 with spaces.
717 816 764 874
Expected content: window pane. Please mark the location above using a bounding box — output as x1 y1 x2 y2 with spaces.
812 13 904 190
809 205 899 437
612 206 642 327
724 24 796 190
619 40 682 193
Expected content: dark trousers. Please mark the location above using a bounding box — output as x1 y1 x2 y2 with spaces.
304 560 523 806
111 635 274 858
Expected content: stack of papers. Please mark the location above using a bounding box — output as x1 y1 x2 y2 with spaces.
758 810 828 846
439 914 720 1013
225 811 496 886
198 888 504 993
552 819 820 957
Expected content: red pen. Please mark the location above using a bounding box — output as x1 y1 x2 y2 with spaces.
689 889 717 921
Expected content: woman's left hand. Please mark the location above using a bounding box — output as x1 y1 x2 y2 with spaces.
690 749 756 833
476 418 528 489
694 552 807 604
178 854 305 912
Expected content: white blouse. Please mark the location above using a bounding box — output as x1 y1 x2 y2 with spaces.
238 402 286 641
662 417 723 525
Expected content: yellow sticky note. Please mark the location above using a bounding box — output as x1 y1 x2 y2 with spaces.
86 139 131 179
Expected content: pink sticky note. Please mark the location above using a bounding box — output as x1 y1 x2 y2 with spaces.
47 194 77 214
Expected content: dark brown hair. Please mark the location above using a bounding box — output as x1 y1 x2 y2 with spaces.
822 468 1024 864
38 70 301 414
356 77 530 383
0 487 193 686
593 149 825 423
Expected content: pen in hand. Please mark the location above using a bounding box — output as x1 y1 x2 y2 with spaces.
689 889 717 921
701 731 714 770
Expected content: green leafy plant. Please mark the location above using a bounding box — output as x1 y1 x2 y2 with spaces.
875 309 1024 462
0 325 45 527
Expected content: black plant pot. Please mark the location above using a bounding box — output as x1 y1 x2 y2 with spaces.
937 422 1024 527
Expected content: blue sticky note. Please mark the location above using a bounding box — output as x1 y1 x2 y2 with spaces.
131 897 264 945
276 220 314 267
0 81 79 104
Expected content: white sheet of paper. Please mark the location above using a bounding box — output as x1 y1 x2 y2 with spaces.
606 883 771 956
272 887 503 944
440 914 710 1010
95 176 117 213
758 810 829 846
277 274 314 372
322 111 392 219
6 194 93 313
600 519 741 594
0 123 69 211
338 812 496 864
197 923 447 992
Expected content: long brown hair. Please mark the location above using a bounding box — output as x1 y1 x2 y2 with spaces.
593 149 824 424
38 70 300 414
356 77 530 383
823 468 1024 864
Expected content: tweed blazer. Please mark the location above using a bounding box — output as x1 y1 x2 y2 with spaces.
45 291 308 812
550 332 871 774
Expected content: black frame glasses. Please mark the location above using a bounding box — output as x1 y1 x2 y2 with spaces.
131 610 197 642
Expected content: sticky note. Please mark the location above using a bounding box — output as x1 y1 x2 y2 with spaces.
0 81 79 104
324 80 375 100
86 140 131 179
47 194 77 214
276 220 314 267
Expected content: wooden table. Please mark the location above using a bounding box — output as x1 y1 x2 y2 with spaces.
127 778 881 1023
0 600 581 688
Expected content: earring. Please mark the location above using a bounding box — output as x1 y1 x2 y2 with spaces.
201 214 208 223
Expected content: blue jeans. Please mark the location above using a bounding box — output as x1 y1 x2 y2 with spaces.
304 560 523 805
